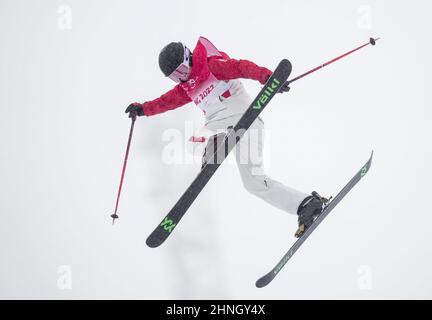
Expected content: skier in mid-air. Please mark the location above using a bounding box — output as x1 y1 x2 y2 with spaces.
125 37 326 237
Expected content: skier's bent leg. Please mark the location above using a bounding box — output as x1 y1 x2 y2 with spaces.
235 118 308 215
239 169 308 215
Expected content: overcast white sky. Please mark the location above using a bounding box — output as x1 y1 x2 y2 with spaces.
0 0 431 299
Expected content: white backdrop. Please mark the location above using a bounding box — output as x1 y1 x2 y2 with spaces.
1 0 431 299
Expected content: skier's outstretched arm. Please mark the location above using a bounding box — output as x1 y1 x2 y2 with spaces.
208 57 290 92
125 85 192 117
207 57 272 84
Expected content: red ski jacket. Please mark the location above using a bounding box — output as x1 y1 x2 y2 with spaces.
142 58 272 116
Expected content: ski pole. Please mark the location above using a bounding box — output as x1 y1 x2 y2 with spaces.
287 37 380 85
110 114 137 225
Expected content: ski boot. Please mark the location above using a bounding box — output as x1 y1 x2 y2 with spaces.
295 191 329 238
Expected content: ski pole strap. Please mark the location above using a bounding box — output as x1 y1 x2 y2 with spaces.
287 37 380 85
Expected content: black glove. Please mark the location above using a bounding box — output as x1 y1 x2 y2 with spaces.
125 103 144 118
278 82 290 93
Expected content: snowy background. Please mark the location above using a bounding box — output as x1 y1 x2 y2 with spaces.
1 0 431 299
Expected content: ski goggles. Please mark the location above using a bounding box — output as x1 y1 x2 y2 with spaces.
168 46 192 83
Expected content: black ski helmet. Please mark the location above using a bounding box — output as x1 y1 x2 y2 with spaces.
158 42 191 77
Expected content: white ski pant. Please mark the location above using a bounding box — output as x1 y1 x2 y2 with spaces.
202 87 308 215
